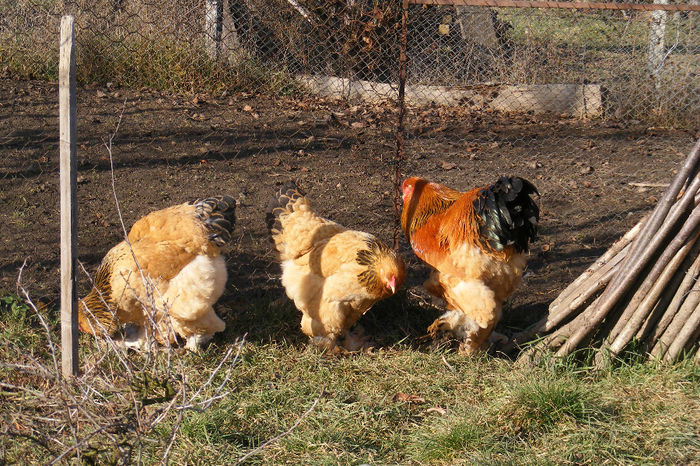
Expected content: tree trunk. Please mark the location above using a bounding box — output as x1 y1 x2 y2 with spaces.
454 6 498 50
648 0 669 89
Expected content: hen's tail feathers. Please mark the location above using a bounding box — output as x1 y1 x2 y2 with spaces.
79 263 119 336
476 176 539 253
192 195 237 246
265 182 305 236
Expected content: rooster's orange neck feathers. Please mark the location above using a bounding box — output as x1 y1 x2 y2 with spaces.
401 178 461 239
401 177 513 260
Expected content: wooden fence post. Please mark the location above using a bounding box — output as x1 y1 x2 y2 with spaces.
59 15 78 378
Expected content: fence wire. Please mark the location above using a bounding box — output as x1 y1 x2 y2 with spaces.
1 1 696 125
0 1 698 296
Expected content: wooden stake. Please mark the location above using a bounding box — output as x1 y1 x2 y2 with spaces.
605 139 700 292
555 175 700 357
664 302 700 361
548 245 628 324
636 237 700 344
652 278 700 358
60 15 78 378
648 250 700 349
603 209 700 359
548 216 644 310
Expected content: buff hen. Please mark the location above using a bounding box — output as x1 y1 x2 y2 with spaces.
78 196 236 350
267 183 405 351
401 176 539 354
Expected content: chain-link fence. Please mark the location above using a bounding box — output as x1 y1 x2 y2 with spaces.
0 0 698 299
2 1 696 123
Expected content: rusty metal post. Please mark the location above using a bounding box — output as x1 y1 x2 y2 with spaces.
393 0 409 251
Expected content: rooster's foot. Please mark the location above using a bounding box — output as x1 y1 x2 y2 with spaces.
427 317 451 339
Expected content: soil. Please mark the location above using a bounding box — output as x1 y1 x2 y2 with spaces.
1 78 697 348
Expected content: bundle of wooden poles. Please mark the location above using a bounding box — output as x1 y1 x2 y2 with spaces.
512 139 700 367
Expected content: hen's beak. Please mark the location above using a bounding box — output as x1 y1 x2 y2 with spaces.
387 275 397 294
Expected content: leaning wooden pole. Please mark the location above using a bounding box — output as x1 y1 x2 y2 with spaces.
59 15 78 378
515 139 700 365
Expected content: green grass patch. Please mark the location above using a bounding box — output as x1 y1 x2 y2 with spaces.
1 293 698 464
501 378 608 434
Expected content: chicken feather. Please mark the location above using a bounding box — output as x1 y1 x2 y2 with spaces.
267 183 405 351
402 176 538 354
79 195 235 350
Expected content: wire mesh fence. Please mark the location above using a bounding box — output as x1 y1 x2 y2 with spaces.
0 0 698 296
1 1 696 123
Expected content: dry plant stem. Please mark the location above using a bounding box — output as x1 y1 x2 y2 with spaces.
649 251 700 346
664 301 700 361
635 237 700 344
14 260 243 464
652 277 700 358
18 271 118 461
104 104 179 351
549 216 645 310
235 388 324 465
556 175 700 358
604 211 700 357
607 139 700 290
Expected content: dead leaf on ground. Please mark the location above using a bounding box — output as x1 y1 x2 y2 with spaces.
426 407 448 415
441 161 457 170
393 392 425 404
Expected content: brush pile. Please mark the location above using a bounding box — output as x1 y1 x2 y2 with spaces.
514 139 700 366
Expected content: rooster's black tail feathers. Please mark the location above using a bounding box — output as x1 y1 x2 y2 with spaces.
476 176 539 253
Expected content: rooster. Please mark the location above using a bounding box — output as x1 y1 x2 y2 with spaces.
78 196 236 350
401 176 539 354
267 183 406 351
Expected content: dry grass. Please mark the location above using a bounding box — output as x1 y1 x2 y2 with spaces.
1 290 698 464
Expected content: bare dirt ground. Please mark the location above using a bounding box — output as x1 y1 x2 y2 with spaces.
1 78 697 349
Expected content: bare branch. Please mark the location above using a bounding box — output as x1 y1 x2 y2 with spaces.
235 388 324 465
